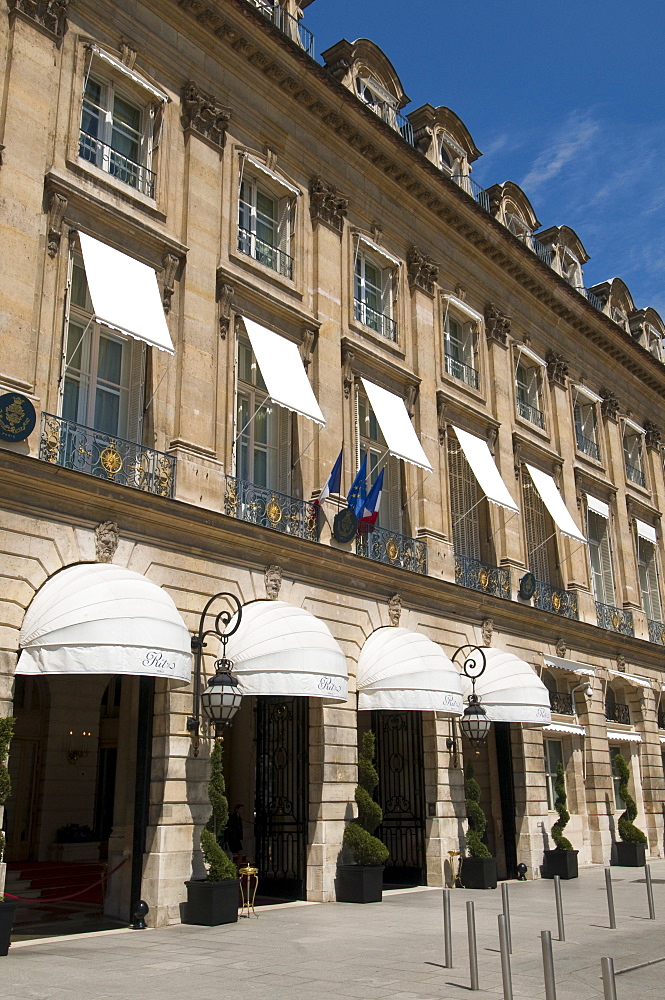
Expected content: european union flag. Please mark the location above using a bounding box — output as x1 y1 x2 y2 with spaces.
347 454 367 518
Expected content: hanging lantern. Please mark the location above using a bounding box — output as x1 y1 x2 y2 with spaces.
459 695 491 747
200 657 242 729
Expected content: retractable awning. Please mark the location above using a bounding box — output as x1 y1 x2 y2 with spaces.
242 317 325 425
543 654 595 677
635 519 657 544
459 647 551 724
607 668 651 690
241 153 301 196
525 464 585 542
78 233 174 353
17 563 191 683
223 600 347 700
360 377 432 471
607 730 642 743
356 627 463 714
543 723 585 736
452 426 519 512
586 495 610 519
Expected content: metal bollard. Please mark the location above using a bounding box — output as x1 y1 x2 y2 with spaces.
466 900 479 991
443 888 453 968
501 880 512 954
601 957 618 1000
498 914 513 1000
604 868 616 929
645 863 656 920
541 930 557 1000
553 875 565 942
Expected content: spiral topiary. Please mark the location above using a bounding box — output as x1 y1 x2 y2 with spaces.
201 739 237 881
465 764 491 859
551 761 573 851
343 731 389 866
613 751 647 845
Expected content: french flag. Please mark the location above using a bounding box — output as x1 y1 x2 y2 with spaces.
314 449 343 504
358 468 384 533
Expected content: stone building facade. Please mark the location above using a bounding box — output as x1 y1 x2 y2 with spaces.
1 0 664 927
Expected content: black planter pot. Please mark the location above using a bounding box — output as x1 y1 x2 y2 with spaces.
335 864 384 903
183 878 240 926
0 901 17 957
612 842 646 867
543 849 578 880
460 857 497 890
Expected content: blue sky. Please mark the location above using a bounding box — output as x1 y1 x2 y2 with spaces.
304 1 665 315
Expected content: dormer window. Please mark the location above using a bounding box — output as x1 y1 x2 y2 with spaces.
506 212 531 242
646 326 663 360
438 142 453 176
612 307 629 331
561 250 582 288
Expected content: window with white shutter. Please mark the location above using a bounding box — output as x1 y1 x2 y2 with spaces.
587 510 615 606
638 537 662 622
522 470 552 583
447 436 480 559
356 387 402 532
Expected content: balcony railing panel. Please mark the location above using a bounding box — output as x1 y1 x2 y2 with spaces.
549 691 574 716
517 399 545 429
529 236 554 265
354 298 398 342
445 354 479 389
451 174 491 213
238 227 293 279
648 619 665 645
596 601 635 636
223 475 318 542
253 1 315 57
533 580 579 619
577 287 604 311
79 131 155 197
356 526 427 575
605 703 630 725
575 429 600 461
455 555 510 599
625 461 646 488
40 413 176 497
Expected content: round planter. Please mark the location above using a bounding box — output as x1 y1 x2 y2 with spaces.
0 901 17 957
335 864 384 903
543 849 578 880
460 857 497 890
183 878 240 926
612 842 646 868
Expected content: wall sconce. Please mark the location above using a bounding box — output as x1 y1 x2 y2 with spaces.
66 730 91 765
445 719 459 768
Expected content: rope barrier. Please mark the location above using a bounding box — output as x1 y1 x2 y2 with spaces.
3 857 128 904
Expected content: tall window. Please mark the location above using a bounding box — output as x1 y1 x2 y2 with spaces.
522 470 554 584
238 176 293 279
638 536 662 622
236 340 289 491
544 739 564 810
515 359 544 428
587 509 615 607
448 436 480 560
623 426 646 488
357 390 401 532
354 251 396 342
573 392 600 461
444 314 478 389
79 76 155 197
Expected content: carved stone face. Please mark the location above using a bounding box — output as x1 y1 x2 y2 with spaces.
95 521 119 563
265 564 282 600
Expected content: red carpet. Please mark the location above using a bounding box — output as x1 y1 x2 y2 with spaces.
6 862 105 905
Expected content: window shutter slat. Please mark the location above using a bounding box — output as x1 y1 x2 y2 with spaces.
126 339 146 445
448 438 480 559
522 472 549 582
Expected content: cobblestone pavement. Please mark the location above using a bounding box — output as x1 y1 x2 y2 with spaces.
4 862 665 1000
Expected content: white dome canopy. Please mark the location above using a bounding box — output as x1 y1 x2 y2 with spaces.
357 627 463 714
17 563 191 684
223 600 348 701
459 647 551 724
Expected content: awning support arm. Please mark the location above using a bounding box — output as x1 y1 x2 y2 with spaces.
486 510 518 543
401 471 431 511
452 495 485 530
143 355 174 413
526 529 557 560
291 423 321 470
233 396 269 448
59 316 95 383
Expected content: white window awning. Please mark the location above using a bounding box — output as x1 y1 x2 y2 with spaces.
241 153 301 197
354 233 402 269
223 600 347 701
515 344 546 367
459 647 551 725
78 233 174 354
573 384 603 404
543 654 595 677
17 563 191 683
623 418 645 436
89 45 169 102
586 495 610 519
242 317 325 426
607 730 642 743
452 426 519 512
525 464 586 542
442 295 484 325
635 519 657 544
607 668 651 690
543 723 586 736
360 377 432 471
357 627 463 714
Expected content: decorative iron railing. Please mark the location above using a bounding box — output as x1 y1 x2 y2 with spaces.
605 702 630 725
596 601 635 636
353 298 398 342
39 413 176 497
238 227 294 279
79 131 156 197
529 236 554 265
451 174 491 213
577 287 604 311
505 215 554 264
549 691 574 716
454 555 510 599
532 580 579 619
360 99 414 145
517 399 545 428
252 1 315 57
575 428 600 461
356 526 427 575
648 619 665 645
625 461 646 488
223 475 318 542
445 353 479 389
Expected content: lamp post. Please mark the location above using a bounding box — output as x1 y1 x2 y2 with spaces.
452 645 491 748
187 592 243 756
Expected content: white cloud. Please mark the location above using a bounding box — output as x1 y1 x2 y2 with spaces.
520 111 600 193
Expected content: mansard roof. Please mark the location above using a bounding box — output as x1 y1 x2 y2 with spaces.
537 225 590 265
487 181 540 230
321 38 410 110
407 105 482 162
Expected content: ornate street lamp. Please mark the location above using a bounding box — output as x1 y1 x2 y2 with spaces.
452 645 491 748
187 592 243 756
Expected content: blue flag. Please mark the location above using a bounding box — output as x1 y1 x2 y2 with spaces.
347 454 367 517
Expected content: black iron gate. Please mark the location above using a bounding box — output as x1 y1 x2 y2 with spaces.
372 711 426 885
255 697 308 899
495 721 518 879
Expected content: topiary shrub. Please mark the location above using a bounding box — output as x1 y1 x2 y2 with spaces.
0 717 15 807
343 731 389 866
551 761 573 851
201 739 237 881
613 751 647 845
465 764 491 859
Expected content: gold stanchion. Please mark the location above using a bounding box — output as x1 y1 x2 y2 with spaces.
239 865 259 918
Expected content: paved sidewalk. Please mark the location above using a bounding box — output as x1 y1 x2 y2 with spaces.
4 862 665 1000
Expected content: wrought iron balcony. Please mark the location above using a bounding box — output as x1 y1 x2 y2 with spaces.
451 174 491 213
648 619 665 645
445 353 479 390
79 131 156 198
596 601 635 636
577 287 604 311
356 526 427 575
575 428 600 461
354 298 398 342
517 398 545 429
39 413 176 497
223 475 318 542
605 702 630 725
454 554 510 599
361 99 414 145
625 461 646 488
532 580 579 619
252 1 315 57
238 227 294 279
549 691 574 716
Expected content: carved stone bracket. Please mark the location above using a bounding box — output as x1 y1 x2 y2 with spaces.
484 303 511 346
309 175 348 234
555 637 567 658
161 253 179 313
436 390 446 445
265 564 282 600
8 0 68 39
342 346 354 399
406 245 438 295
486 426 498 457
481 618 494 646
644 420 661 450
512 434 522 479
95 521 119 563
47 191 67 258
545 350 568 388
300 329 316 371
600 389 620 420
216 281 234 339
404 384 418 419
181 82 231 151
388 593 402 626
